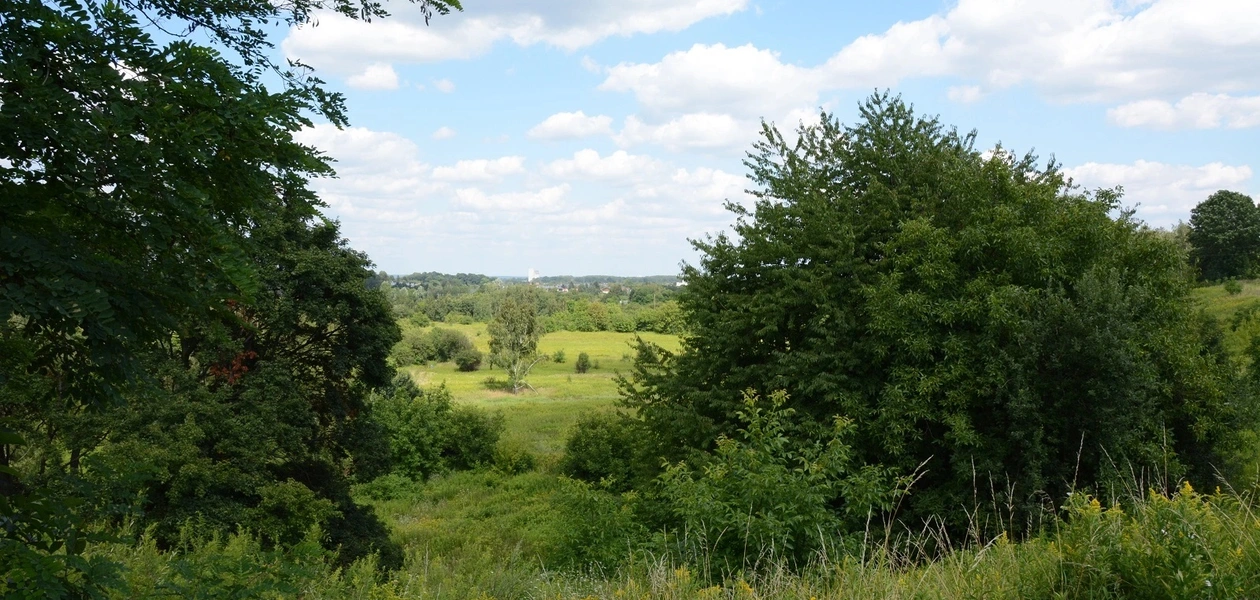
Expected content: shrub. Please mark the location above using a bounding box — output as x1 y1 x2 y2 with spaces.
552 349 567 363
575 352 591 374
454 347 483 371
370 375 503 480
562 411 640 491
492 440 538 475
658 390 906 568
1055 483 1260 598
443 406 504 470
550 479 648 571
429 327 474 362
1225 279 1244 295
389 328 434 366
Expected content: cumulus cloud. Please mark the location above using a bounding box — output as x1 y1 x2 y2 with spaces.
282 0 748 79
453 185 570 212
345 63 399 90
431 126 457 140
527 111 614 139
288 123 745 274
1064 160 1255 226
614 113 755 152
1108 93 1260 129
601 43 822 119
432 157 526 182
596 1 1260 120
543 149 662 181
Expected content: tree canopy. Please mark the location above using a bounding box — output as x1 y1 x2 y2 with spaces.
0 0 455 589
621 93 1250 532
1188 190 1260 281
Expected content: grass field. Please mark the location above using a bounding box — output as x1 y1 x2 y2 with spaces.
399 324 681 458
1192 279 1260 357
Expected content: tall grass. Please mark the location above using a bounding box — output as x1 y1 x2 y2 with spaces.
91 471 1260 599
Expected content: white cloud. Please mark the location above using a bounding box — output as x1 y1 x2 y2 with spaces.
615 113 755 152
1108 93 1260 129
601 43 822 119
291 122 748 274
431 126 457 140
433 78 456 93
282 0 748 78
947 85 985 104
580 56 602 73
527 111 614 139
345 63 399 90
453 184 570 212
432 156 526 182
543 149 662 181
596 1 1260 120
1064 160 1255 226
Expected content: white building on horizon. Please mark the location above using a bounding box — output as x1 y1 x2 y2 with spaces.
527 268 540 283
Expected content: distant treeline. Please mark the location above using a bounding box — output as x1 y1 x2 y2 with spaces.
373 271 685 335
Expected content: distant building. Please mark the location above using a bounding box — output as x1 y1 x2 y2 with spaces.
675 281 687 287
528 268 540 283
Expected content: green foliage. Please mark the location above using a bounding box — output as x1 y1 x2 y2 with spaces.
65 211 404 569
391 327 476 366
0 481 121 599
575 352 592 374
658 391 904 567
1055 483 1260 598
552 349 567 363
623 92 1250 535
1225 279 1244 295
1189 190 1260 281
371 376 504 480
488 288 545 393
561 412 643 492
492 441 538 475
549 481 648 571
454 347 483 372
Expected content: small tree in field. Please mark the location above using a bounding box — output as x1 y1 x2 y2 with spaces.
488 288 543 393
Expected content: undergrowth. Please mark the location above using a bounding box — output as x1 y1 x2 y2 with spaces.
74 476 1260 599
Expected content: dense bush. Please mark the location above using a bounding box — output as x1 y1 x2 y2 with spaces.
622 93 1254 536
390 327 476 366
370 375 504 480
659 391 905 567
575 352 591 374
454 347 483 371
561 411 642 491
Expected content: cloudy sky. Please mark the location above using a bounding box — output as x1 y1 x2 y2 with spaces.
280 0 1260 277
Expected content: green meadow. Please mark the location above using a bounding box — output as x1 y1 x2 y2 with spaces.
399 323 681 458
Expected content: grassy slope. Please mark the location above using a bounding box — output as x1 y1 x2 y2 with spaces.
1192 280 1260 358
400 324 680 458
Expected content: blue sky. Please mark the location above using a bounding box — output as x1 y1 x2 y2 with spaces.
279 0 1260 276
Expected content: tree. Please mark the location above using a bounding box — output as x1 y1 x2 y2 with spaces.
488 288 544 394
1188 190 1260 280
621 93 1249 535
0 0 457 587
86 208 404 566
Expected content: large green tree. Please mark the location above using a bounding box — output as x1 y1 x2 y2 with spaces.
622 93 1250 533
1188 190 1260 281
1 0 455 590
